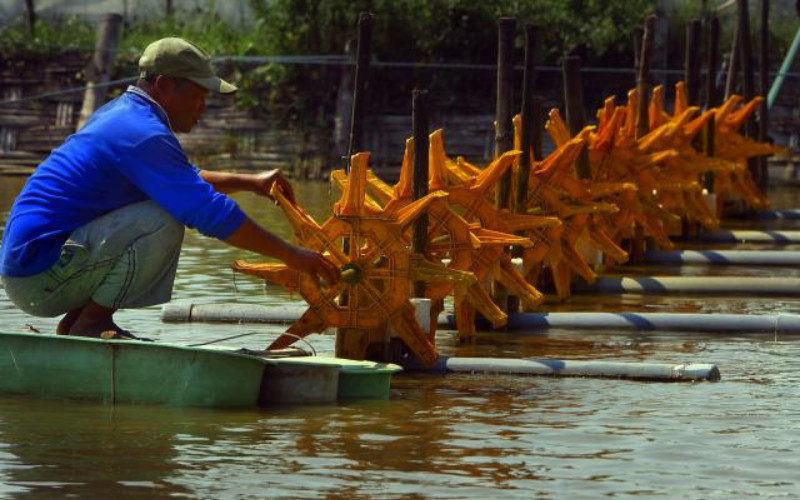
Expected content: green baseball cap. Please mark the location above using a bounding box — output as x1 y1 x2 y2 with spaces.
138 37 237 94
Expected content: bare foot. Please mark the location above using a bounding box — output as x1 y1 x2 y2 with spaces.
67 300 120 338
56 306 85 335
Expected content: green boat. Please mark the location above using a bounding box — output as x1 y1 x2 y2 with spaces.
0 331 401 408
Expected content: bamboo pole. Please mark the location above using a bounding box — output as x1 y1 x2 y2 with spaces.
515 23 538 216
636 15 656 140
346 12 373 171
338 12 373 360
508 23 538 315
632 15 657 263
705 16 721 109
725 25 741 99
632 26 644 77
493 17 516 313
562 56 590 180
703 16 720 193
412 89 429 298
736 0 763 192
685 19 702 106
758 0 770 182
494 17 516 205
76 13 123 131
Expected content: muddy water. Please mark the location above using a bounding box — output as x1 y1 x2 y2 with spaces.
1 176 800 499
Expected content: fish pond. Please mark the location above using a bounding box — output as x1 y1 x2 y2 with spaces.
1 176 800 499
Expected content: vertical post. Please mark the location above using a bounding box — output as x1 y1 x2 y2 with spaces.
493 17 516 313
736 0 762 191
24 0 36 36
337 13 373 361
562 56 590 179
509 23 538 315
632 27 644 78
685 19 702 106
76 13 123 131
633 15 657 263
725 26 741 99
704 16 720 193
334 40 355 165
705 16 721 109
515 23 538 216
758 0 770 185
412 89 429 298
494 17 516 204
347 12 373 172
636 15 656 141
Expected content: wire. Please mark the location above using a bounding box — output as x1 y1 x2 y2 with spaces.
186 329 317 356
5 56 795 108
0 76 137 107
186 330 265 346
276 332 318 356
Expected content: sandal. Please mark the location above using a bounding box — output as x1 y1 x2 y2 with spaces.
98 330 153 342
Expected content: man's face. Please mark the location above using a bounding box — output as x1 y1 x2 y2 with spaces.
158 77 208 133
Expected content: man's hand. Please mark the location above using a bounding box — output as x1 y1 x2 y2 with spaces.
285 246 341 286
199 170 296 204
252 169 296 204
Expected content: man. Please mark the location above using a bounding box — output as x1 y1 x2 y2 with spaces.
0 37 339 339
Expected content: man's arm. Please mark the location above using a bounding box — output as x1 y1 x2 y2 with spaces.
200 169 295 203
225 217 340 285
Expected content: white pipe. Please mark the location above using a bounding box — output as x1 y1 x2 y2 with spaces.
574 276 800 295
164 303 800 334
693 230 800 244
644 250 800 265
441 357 720 381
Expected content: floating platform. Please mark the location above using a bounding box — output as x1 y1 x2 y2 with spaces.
0 331 401 408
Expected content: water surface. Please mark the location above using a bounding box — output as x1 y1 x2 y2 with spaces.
1 176 799 498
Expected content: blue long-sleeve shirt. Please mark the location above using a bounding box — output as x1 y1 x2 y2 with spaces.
0 88 246 277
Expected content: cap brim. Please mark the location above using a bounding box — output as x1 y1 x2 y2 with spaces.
189 75 237 94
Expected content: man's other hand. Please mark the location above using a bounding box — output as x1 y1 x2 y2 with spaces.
253 169 296 205
286 246 341 286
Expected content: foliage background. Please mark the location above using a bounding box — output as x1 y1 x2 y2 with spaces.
0 0 796 130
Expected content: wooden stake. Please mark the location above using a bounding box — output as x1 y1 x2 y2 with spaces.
346 12 373 172
339 12 373 351
703 16 720 193
493 17 516 313
633 15 656 263
494 17 516 206
685 19 702 106
412 89 429 298
725 25 741 99
515 23 538 215
77 13 123 131
636 15 656 141
705 16 721 109
758 0 770 185
562 56 590 180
